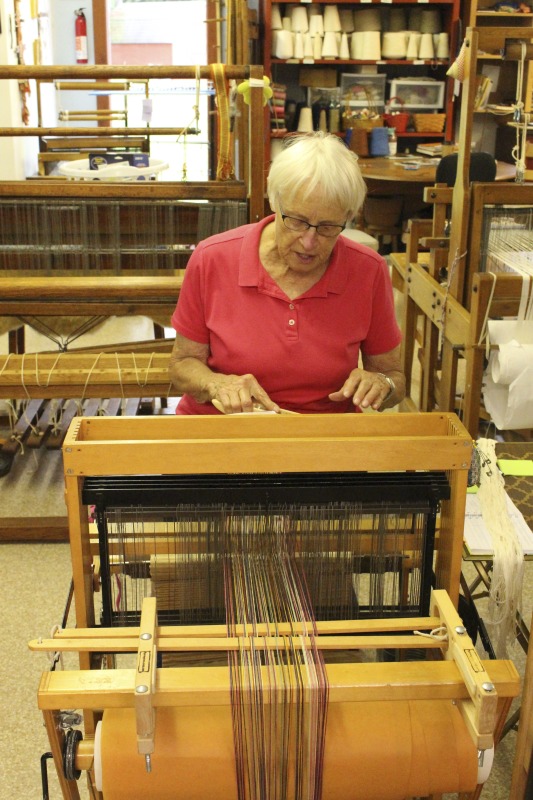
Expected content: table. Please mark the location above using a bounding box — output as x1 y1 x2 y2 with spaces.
358 156 517 219
358 156 516 186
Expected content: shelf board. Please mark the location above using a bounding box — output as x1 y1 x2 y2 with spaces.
271 58 449 67
270 130 444 139
476 10 533 16
308 0 457 4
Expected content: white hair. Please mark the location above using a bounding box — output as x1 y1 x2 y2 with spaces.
267 132 367 221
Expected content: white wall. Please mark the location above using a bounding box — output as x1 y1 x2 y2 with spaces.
0 0 40 178
43 0 96 124
0 0 211 177
49 0 94 64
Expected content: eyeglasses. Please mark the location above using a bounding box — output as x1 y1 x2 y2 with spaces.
279 203 346 238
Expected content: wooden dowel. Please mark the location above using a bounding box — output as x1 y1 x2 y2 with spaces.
54 81 133 91
0 65 252 80
30 633 443 653
0 127 198 137
60 616 444 638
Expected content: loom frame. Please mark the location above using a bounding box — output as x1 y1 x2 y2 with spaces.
62 412 471 633
396 183 533 435
34 411 521 800
0 64 265 401
390 28 533 435
31 590 520 800
0 64 265 212
85 469 449 627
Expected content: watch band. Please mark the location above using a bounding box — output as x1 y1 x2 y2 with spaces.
377 372 396 403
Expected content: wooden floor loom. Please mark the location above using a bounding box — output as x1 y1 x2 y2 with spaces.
30 413 520 800
393 181 533 437
391 28 533 436
0 64 265 458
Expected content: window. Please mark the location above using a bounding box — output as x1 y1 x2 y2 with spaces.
109 0 209 180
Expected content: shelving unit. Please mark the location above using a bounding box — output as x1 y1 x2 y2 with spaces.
464 0 533 163
261 0 460 161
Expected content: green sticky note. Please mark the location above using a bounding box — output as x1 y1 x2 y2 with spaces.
467 485 479 493
497 459 533 477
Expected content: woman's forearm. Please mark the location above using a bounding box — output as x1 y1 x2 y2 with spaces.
169 356 218 403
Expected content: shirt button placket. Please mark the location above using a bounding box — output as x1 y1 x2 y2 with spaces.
287 303 298 337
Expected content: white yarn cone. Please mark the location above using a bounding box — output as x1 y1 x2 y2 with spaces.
309 14 324 37
382 31 407 59
313 34 323 60
419 32 434 59
406 32 421 59
321 30 339 58
324 4 342 32
290 5 309 33
339 32 350 59
436 32 450 59
303 32 314 59
293 31 305 59
271 4 282 30
297 107 313 132
361 30 381 60
351 31 365 60
275 29 294 59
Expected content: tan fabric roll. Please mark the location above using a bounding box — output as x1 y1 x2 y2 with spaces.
98 698 478 799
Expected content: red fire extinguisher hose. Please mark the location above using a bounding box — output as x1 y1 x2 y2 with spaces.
75 8 88 64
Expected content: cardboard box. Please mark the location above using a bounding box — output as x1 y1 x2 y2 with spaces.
89 153 149 170
299 67 337 88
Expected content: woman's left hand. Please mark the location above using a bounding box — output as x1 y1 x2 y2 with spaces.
329 368 394 411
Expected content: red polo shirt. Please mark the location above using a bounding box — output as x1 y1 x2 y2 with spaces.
171 215 401 414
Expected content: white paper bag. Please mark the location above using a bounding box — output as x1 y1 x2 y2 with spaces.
482 275 533 429
483 365 533 429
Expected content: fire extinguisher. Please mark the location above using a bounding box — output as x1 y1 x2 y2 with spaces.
75 8 88 64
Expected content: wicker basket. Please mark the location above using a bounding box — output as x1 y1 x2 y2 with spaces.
413 113 446 133
383 97 410 133
344 115 383 133
383 112 411 133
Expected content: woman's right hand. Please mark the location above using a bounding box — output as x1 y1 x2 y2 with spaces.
207 373 280 415
169 333 279 414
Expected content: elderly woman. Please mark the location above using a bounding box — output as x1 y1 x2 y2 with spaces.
169 132 405 415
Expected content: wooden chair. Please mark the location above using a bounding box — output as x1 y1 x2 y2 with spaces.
361 196 403 253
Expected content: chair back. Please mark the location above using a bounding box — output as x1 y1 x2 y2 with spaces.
435 152 497 187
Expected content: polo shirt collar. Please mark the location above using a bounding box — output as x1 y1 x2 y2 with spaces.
239 215 350 297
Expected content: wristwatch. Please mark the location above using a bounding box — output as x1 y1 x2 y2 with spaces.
377 373 396 403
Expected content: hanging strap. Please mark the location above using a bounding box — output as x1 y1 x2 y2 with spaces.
211 63 235 181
